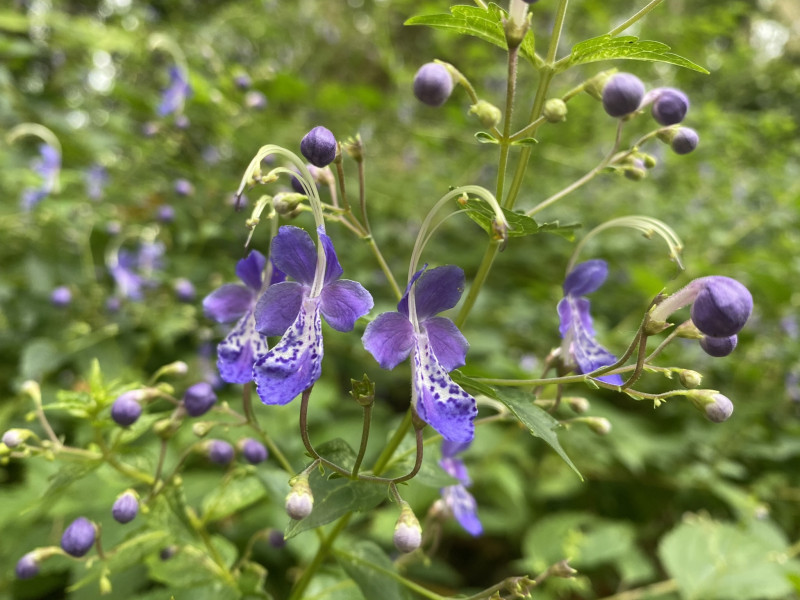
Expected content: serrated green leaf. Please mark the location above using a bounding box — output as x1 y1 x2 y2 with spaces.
562 34 708 74
461 198 580 241
475 131 499 144
201 470 267 522
405 3 540 67
493 387 582 479
338 541 411 600
659 516 800 600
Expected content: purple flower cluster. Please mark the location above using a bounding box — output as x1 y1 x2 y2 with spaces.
109 241 165 301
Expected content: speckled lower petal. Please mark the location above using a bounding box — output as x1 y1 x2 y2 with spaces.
217 311 268 384
252 298 323 405
413 333 477 443
562 296 623 386
442 484 482 536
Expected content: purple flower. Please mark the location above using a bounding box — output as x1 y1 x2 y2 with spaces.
671 127 699 155
699 334 737 357
413 63 454 107
51 286 72 307
85 164 108 200
690 276 752 337
439 440 482 536
245 90 268 110
61 517 96 557
15 552 39 579
158 66 191 117
651 88 689 126
558 260 623 385
241 437 268 464
174 278 196 302
362 265 477 443
300 126 337 168
207 439 235 465
21 144 60 211
109 242 164 301
183 382 217 417
174 178 194 196
112 491 139 524
252 226 373 405
204 250 284 384
111 391 143 426
602 73 645 118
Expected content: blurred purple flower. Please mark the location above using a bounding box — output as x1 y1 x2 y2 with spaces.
51 286 72 307
558 260 623 385
204 251 285 384
252 226 373 405
108 241 164 301
157 66 191 117
174 178 194 196
439 440 482 536
21 144 60 211
362 265 477 443
85 164 108 201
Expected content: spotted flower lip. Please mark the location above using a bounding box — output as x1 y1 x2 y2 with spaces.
203 250 284 384
558 260 623 386
439 440 482 536
362 265 478 443
251 226 373 405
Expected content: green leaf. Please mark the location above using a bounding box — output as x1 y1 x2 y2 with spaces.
474 131 499 144
450 369 501 400
460 198 580 241
493 387 583 479
562 34 709 74
201 470 268 522
511 137 539 146
20 338 65 380
316 438 359 471
405 3 540 67
338 541 411 600
37 460 102 509
659 516 800 600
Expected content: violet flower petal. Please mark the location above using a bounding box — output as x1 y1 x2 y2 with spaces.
413 334 477 443
217 312 268 384
398 265 464 320
561 296 623 385
442 484 482 536
362 311 416 370
563 259 608 297
254 281 306 336
271 226 317 285
253 298 323 405
203 284 254 323
441 456 471 486
423 316 469 372
318 227 344 285
319 279 373 332
235 250 267 291
441 439 471 459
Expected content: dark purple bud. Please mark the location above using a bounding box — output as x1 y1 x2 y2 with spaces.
112 491 139 524
671 127 699 155
51 286 72 307
241 438 268 464
111 391 143 427
61 517 96 557
234 74 252 89
183 382 217 417
691 276 753 337
413 63 454 107
174 178 194 196
268 529 286 548
699 334 738 358
15 553 39 579
652 88 689 125
300 126 337 168
157 205 175 223
245 90 267 110
207 439 234 465
174 278 196 302
563 259 609 296
602 73 645 118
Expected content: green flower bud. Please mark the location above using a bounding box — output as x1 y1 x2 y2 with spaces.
286 474 314 520
273 193 304 215
192 421 215 437
469 100 503 129
543 98 568 123
679 370 703 389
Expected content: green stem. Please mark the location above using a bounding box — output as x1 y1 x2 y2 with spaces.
390 425 424 484
454 240 500 329
366 236 402 300
289 514 352 600
372 409 412 476
351 404 373 478
333 548 445 600
496 46 520 204
608 0 666 36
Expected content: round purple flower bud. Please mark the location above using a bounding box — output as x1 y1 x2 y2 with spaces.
174 178 194 196
413 62 454 107
300 126 337 168
699 334 738 358
241 438 268 464
112 491 139 524
174 278 196 303
268 529 286 548
51 286 72 308
157 205 175 223
652 88 689 125
61 517 96 557
111 391 143 427
245 90 267 110
183 382 217 417
705 393 734 423
671 127 699 155
207 439 234 465
234 74 251 89
15 552 39 579
691 276 753 338
602 73 645 118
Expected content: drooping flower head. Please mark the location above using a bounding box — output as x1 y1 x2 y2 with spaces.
558 260 623 385
439 440 482 536
362 265 478 443
21 144 61 211
252 225 373 405
203 250 284 384
157 65 191 117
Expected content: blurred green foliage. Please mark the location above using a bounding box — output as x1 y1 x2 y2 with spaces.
2 0 800 599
